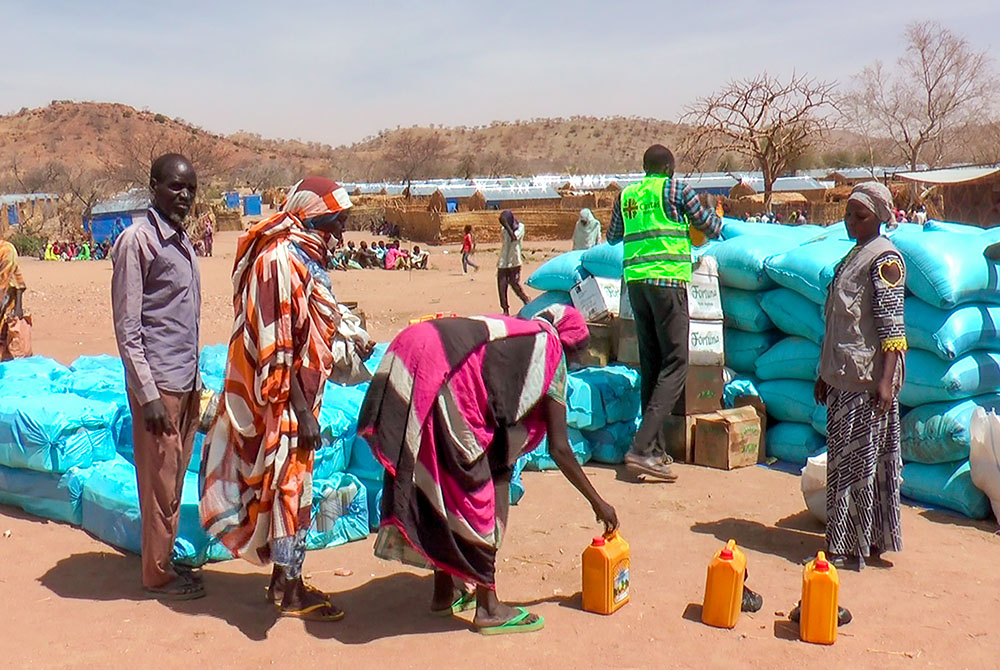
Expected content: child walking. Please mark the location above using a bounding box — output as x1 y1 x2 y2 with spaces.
461 225 479 274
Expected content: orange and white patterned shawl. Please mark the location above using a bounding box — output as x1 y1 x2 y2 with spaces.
200 177 352 564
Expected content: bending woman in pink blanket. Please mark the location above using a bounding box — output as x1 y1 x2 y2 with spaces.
357 305 618 635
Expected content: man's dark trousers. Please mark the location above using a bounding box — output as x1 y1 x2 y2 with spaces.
628 282 688 458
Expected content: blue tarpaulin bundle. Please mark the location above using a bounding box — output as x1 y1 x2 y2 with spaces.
306 473 371 550
0 393 117 473
0 464 93 525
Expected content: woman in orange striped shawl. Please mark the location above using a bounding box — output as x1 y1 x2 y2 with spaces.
200 177 372 621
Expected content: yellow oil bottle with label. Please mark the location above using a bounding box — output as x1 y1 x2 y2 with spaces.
582 531 630 615
701 539 747 628
800 551 839 645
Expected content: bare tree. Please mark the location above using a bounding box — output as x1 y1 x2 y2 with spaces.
854 21 997 171
682 72 838 211
382 130 448 189
234 159 294 193
101 124 237 193
59 163 114 226
6 157 64 193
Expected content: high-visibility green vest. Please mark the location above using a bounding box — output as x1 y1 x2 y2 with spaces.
621 176 692 283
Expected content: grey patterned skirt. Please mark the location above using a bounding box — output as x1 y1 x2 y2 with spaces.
825 388 903 562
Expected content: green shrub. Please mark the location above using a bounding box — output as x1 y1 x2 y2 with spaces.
7 232 47 257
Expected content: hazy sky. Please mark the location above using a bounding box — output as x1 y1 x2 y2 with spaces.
3 1 997 146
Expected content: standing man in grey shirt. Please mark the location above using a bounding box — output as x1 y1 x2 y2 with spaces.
497 209 530 315
111 153 205 600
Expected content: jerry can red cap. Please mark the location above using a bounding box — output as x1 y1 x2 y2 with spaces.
591 536 606 546
720 548 734 560
814 558 830 572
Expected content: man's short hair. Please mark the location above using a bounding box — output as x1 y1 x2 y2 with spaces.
150 153 192 183
643 145 675 177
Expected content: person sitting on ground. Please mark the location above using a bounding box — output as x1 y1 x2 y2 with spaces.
373 240 387 266
385 242 410 270
76 241 91 261
357 241 376 268
44 242 57 261
410 245 429 270
572 208 602 250
796 210 808 224
358 305 618 635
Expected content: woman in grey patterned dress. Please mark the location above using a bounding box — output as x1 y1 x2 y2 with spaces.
815 182 906 569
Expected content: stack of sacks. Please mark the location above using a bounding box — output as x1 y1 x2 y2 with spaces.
711 219 999 518
0 356 71 396
705 227 814 380
0 358 118 526
521 249 588 318
523 364 641 469
889 225 1000 518
0 345 376 567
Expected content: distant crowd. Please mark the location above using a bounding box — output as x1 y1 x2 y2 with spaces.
744 205 927 225
329 239 429 271
41 239 111 261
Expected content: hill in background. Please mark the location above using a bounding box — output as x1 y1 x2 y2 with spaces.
0 100 924 199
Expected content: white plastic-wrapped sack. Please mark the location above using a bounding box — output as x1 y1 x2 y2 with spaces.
801 452 828 524
969 408 1000 522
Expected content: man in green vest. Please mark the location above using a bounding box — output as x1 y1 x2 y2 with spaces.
607 145 722 481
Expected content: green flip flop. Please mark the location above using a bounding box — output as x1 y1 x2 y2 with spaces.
431 591 477 617
478 607 545 636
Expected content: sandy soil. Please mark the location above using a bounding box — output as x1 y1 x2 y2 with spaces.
2 230 999 669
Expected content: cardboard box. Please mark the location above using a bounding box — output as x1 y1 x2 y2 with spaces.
734 395 768 463
687 256 723 321
579 321 615 367
685 365 725 414
571 276 622 322
693 406 762 470
689 319 725 367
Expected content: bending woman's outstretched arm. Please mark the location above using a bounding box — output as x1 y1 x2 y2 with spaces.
543 396 619 533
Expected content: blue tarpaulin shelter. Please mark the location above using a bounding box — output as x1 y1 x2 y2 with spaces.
242 194 262 216
84 188 150 244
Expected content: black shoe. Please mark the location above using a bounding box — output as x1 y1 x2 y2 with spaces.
788 603 852 627
741 586 763 613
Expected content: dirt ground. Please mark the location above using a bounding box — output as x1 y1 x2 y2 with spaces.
2 230 999 669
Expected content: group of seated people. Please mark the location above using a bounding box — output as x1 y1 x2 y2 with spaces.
328 240 429 272
41 239 111 261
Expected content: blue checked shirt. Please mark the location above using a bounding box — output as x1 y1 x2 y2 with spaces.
607 177 722 287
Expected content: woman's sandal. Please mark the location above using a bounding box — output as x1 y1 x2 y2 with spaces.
431 590 477 617
267 580 332 606
477 607 545 635
278 601 345 622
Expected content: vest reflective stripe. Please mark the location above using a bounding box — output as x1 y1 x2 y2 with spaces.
623 252 691 267
623 229 689 243
621 177 692 283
